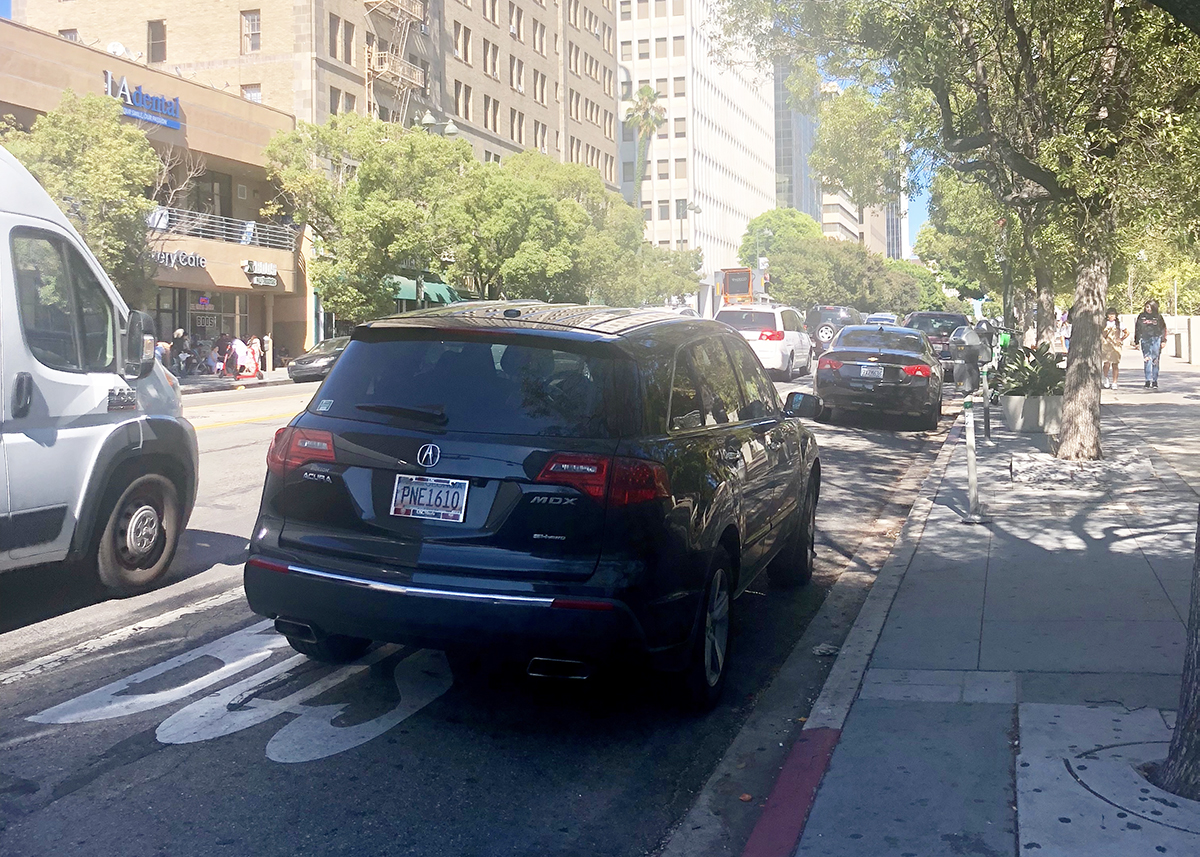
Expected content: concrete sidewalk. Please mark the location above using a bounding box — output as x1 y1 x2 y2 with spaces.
177 367 295 395
792 352 1200 856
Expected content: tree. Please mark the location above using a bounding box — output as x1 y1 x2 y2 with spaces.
1 91 162 308
738 208 822 267
1157 510 1200 800
624 85 666 207
719 0 1200 461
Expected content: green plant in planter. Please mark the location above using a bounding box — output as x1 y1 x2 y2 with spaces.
994 344 1065 396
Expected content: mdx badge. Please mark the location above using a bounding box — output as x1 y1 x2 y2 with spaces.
416 444 441 468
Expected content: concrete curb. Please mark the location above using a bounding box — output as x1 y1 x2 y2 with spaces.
180 377 296 396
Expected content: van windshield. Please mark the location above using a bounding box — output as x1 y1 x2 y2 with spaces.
311 333 636 438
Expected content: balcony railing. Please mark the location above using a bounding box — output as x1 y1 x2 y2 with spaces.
370 50 426 89
365 0 425 22
148 206 297 251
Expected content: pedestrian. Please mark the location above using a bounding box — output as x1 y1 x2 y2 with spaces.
262 332 272 369
1132 299 1168 389
1101 309 1127 389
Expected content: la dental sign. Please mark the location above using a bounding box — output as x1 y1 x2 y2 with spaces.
104 70 183 130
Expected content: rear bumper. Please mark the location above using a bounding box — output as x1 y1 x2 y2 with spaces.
244 555 656 663
814 379 933 415
747 341 786 370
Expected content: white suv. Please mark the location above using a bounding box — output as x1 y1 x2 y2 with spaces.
715 306 813 380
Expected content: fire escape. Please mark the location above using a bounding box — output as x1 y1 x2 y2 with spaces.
364 0 427 124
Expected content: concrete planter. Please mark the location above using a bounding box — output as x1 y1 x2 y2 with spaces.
999 395 1063 434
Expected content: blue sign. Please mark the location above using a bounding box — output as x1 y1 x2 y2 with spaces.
104 70 182 129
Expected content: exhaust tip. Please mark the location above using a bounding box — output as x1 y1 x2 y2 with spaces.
527 657 592 680
274 618 319 644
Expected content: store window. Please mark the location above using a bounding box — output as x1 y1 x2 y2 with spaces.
188 291 249 342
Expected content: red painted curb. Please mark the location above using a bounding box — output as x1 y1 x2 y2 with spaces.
740 727 841 857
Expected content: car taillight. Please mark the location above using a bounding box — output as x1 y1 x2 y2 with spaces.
610 458 671 506
903 364 933 378
817 357 843 371
758 330 785 341
536 453 610 501
266 427 337 476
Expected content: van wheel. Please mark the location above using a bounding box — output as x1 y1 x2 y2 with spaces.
769 482 817 587
681 549 733 710
96 473 182 595
286 634 371 663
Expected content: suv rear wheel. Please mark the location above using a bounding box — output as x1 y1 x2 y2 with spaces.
96 473 183 595
681 549 733 710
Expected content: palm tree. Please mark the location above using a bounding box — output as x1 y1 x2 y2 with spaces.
625 85 666 209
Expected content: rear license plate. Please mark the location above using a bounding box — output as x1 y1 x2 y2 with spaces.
859 365 884 379
391 475 469 523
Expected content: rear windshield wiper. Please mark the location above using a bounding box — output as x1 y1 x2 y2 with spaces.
355 404 448 425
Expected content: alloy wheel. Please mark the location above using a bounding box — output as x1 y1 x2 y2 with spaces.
703 568 731 687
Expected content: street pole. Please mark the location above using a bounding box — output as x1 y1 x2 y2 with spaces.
981 367 991 442
962 397 988 524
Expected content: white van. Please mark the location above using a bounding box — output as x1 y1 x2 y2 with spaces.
0 145 198 593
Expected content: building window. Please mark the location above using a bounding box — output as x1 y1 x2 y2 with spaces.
674 76 685 96
329 87 341 115
147 20 166 63
241 83 262 103
342 21 355 65
454 81 472 120
329 14 340 58
675 157 687 178
622 161 634 182
673 0 684 13
674 116 686 137
58 29 79 41
620 0 631 20
673 35 684 56
655 78 666 97
655 0 666 15
241 10 261 54
657 120 667 139
638 39 649 59
621 122 634 141
642 203 652 221
658 201 670 220
621 79 632 100
637 0 648 18
453 22 472 62
343 92 356 113
620 41 631 61
657 159 668 179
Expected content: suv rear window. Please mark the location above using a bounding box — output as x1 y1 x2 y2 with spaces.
716 310 777 331
311 333 636 438
906 314 968 337
806 307 859 328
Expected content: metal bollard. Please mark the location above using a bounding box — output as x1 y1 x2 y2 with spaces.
962 397 989 524
981 368 992 442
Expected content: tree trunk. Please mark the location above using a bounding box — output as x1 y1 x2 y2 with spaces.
1056 222 1109 461
1022 214 1056 346
1157 506 1200 801
632 134 648 209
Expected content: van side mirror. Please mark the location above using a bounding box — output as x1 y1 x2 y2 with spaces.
125 310 157 380
783 391 822 419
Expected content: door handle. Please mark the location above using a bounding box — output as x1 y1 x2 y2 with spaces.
12 372 33 419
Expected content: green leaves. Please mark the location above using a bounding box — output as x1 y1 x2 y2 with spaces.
993 343 1066 397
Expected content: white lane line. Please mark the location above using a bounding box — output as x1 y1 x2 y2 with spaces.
0 587 244 688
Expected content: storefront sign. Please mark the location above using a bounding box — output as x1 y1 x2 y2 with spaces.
155 250 207 270
242 259 278 287
104 71 183 130
193 314 218 328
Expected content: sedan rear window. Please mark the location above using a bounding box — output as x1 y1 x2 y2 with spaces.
716 310 777 332
311 333 635 438
834 329 927 353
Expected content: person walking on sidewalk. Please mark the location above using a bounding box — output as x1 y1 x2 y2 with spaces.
1101 309 1127 388
1133 300 1168 389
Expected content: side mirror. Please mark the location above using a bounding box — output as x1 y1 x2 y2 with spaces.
784 391 823 419
124 310 157 381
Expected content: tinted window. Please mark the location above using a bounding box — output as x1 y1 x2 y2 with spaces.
717 310 777 332
13 233 79 371
782 310 801 332
309 337 350 355
668 350 704 432
70 250 116 371
905 314 968 337
313 334 634 438
687 338 740 426
806 307 855 328
834 328 927 353
725 337 779 421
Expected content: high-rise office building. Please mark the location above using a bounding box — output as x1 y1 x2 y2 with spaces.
616 0 774 270
16 0 619 184
773 60 821 222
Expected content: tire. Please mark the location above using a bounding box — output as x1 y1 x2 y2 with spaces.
919 402 940 431
800 349 813 377
95 473 183 595
286 634 372 663
769 482 817 588
681 549 733 710
774 352 794 382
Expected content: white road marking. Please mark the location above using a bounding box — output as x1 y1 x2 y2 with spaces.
0 588 246 688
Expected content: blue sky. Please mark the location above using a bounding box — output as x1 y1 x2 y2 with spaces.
0 1 9 19
907 191 928 257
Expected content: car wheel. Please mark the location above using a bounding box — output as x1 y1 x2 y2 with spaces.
286 634 372 663
769 481 817 588
774 352 794 381
682 550 733 710
801 349 813 376
96 473 183 595
920 402 941 431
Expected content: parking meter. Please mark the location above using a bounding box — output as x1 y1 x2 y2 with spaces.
949 326 993 393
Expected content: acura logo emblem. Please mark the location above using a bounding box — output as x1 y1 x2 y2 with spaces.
417 443 441 468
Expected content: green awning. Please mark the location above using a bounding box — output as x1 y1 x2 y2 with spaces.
385 274 461 304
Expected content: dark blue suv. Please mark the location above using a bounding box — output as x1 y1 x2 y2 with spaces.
244 303 822 708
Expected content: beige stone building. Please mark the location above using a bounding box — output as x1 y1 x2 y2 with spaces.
16 0 620 185
0 18 314 361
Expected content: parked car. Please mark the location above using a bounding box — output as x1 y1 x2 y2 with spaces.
813 325 943 430
244 303 823 709
287 336 350 383
0 145 198 594
864 313 899 325
715 305 814 379
901 312 971 378
807 305 864 355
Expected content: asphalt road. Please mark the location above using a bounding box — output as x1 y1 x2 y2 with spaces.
0 378 948 857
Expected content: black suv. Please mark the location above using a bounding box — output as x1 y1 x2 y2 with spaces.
244 302 822 708
807 305 864 355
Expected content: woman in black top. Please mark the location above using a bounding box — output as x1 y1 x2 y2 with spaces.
1132 300 1168 389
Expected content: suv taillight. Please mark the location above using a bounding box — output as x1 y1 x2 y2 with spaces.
759 330 784 341
535 453 670 507
267 427 337 476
